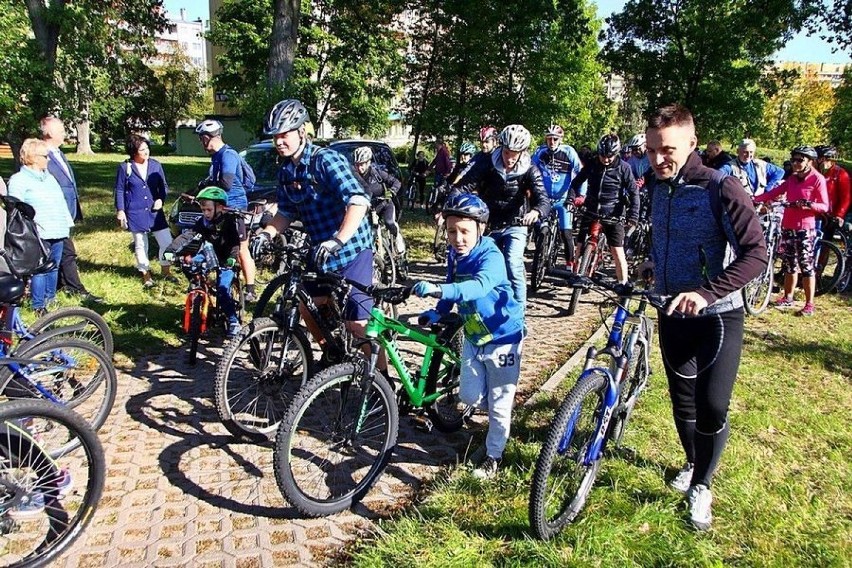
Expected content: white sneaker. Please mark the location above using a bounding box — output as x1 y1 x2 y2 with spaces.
472 456 500 480
687 484 713 531
669 462 694 493
395 232 406 255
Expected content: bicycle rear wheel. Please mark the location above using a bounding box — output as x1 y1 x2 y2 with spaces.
0 398 105 568
0 338 117 441
214 317 312 442
432 222 448 264
529 372 606 540
425 319 471 432
608 326 652 448
187 294 204 365
815 239 844 296
274 363 398 517
21 307 114 358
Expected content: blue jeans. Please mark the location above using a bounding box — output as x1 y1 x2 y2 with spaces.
217 268 238 325
489 225 528 309
30 239 64 309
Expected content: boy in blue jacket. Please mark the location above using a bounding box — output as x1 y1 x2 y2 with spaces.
412 193 524 479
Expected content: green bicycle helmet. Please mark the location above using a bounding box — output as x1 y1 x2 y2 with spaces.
196 186 229 205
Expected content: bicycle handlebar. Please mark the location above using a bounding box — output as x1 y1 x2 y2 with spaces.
549 268 672 311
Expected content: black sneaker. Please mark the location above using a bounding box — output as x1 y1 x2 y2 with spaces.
472 455 500 479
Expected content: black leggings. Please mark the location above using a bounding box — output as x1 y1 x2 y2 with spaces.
658 308 745 488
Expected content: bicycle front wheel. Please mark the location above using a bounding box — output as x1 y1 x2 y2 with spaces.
743 248 775 315
187 294 204 365
815 239 844 296
214 317 312 442
1 338 117 441
529 372 606 540
21 307 114 358
0 398 105 568
274 363 398 517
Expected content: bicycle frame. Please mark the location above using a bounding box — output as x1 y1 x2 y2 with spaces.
364 309 460 408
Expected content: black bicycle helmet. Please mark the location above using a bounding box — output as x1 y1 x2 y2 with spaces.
791 145 818 160
816 145 838 159
442 192 489 223
264 99 310 136
597 134 621 157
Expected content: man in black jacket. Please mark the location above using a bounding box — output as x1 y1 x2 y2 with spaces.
354 146 404 254
568 134 639 283
455 124 550 309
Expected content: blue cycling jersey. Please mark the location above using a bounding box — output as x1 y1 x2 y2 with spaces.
531 144 585 200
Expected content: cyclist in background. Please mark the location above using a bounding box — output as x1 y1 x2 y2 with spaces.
815 145 850 238
626 133 651 184
410 150 429 207
479 126 499 154
164 187 244 337
531 124 585 269
754 146 829 316
703 140 732 170
251 99 374 351
567 134 639 284
195 119 257 301
354 146 405 254
449 141 477 184
720 138 785 197
454 124 550 310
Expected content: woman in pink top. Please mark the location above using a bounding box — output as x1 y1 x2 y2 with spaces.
754 146 829 316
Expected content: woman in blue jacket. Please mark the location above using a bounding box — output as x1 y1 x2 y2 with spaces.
114 135 175 287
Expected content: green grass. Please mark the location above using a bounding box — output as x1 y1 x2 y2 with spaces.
348 295 852 567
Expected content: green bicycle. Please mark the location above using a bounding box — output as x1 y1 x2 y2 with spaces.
273 279 469 517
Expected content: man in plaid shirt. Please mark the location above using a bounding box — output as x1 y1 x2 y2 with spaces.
252 99 374 345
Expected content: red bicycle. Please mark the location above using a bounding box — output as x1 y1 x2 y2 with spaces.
567 209 621 316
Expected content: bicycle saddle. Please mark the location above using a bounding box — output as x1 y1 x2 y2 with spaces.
0 273 26 304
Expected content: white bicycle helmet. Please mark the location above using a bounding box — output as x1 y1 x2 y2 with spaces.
353 146 373 164
545 124 564 138
195 119 223 137
499 124 532 151
627 133 646 148
264 99 310 136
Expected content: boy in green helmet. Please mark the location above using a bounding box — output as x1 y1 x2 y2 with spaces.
164 186 245 337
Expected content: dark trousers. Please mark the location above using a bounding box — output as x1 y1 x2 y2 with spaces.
658 308 745 488
58 237 86 294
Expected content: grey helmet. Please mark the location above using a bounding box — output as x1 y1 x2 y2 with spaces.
353 146 373 164
498 124 532 152
264 99 310 136
195 119 223 137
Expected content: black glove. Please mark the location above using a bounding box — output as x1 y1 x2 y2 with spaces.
312 237 344 269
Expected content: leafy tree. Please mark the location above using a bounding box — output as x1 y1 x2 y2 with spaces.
207 0 404 137
151 50 206 146
403 0 613 157
0 0 164 159
602 0 818 140
812 0 852 53
829 67 852 153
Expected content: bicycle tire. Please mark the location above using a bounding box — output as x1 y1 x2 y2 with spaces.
837 258 852 293
567 245 594 316
0 398 105 568
815 239 844 296
432 222 448 264
425 319 470 432
380 238 396 287
529 371 606 540
21 307 114 358
530 226 550 293
274 362 398 517
188 294 204 365
252 271 291 319
743 246 775 316
214 317 312 442
0 338 117 441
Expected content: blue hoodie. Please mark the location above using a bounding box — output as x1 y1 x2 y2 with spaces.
434 236 524 345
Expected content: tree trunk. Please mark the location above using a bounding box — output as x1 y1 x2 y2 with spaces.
267 0 301 89
75 117 95 155
409 17 441 163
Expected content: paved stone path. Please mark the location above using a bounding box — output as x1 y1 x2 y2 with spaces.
54 259 606 567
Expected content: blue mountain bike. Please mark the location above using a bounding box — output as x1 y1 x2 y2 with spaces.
529 270 669 540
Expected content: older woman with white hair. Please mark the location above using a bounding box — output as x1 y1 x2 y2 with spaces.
7 138 74 315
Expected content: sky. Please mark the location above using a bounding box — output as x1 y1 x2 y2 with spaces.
163 0 850 65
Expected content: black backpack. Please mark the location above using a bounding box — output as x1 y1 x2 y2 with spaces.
0 194 51 277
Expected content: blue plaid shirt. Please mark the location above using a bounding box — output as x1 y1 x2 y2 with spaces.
276 143 372 272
